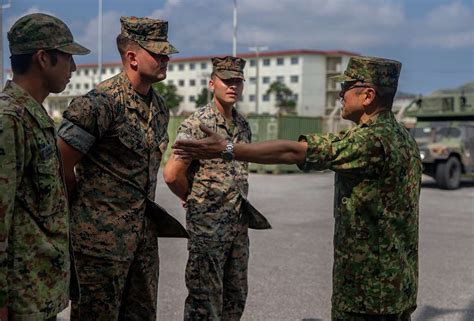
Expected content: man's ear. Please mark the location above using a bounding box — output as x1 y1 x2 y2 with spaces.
125 50 138 69
208 78 215 92
34 50 49 70
362 88 377 107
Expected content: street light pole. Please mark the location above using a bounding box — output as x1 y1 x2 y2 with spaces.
98 0 103 83
0 0 12 87
232 0 237 57
249 46 267 114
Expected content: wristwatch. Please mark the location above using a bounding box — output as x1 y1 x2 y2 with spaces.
221 141 234 161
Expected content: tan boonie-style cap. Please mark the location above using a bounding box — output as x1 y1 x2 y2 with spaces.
8 13 90 55
212 56 246 80
120 16 178 55
332 56 402 89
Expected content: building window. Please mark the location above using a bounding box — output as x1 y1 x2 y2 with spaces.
168 80 174 85
201 79 207 86
102 68 106 74
178 80 184 87
293 94 298 102
85 83 90 90
84 69 89 76
250 59 256 67
189 95 195 102
249 77 256 84
263 58 270 66
178 64 184 71
291 57 299 65
238 95 244 102
168 64 174 71
75 83 81 90
68 84 73 89
262 94 270 102
201 62 207 69
276 57 284 65
290 75 299 83
249 95 255 102
276 76 284 83
189 63 195 70
189 79 196 86
263 76 270 84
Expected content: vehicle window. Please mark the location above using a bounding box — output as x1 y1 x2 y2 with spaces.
435 127 461 141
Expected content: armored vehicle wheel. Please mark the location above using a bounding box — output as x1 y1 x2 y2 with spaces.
435 156 461 189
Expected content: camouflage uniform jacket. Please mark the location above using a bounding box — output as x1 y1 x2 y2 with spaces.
299 111 422 314
179 102 251 241
0 81 71 319
58 72 169 261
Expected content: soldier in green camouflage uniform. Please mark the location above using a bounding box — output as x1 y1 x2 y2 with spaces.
0 13 89 321
164 56 270 320
173 56 422 320
57 17 178 321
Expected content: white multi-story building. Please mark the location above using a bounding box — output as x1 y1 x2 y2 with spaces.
6 49 357 118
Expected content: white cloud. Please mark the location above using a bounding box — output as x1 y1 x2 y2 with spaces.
6 6 55 30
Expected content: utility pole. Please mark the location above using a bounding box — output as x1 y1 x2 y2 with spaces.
232 0 237 57
249 46 267 114
98 0 103 83
0 0 12 86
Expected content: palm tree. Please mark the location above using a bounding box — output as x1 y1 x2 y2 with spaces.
152 82 183 115
265 81 296 114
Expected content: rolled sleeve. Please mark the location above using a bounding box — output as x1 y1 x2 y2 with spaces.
58 118 96 154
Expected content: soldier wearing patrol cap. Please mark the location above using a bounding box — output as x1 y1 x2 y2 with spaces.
165 56 270 320
173 55 422 321
0 13 89 321
57 16 178 321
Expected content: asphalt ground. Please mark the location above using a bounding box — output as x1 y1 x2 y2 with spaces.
59 172 474 321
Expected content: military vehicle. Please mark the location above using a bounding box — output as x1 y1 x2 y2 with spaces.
403 93 474 189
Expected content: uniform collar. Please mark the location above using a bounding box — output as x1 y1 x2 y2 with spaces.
118 72 160 119
3 80 54 129
359 110 394 128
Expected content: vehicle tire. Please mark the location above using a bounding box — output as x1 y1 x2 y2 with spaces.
435 157 461 189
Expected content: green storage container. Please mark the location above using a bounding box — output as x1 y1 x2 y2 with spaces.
247 115 323 173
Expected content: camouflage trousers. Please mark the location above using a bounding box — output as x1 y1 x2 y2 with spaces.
184 225 249 321
332 306 416 321
70 219 159 321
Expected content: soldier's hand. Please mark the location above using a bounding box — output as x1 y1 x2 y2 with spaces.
0 305 8 321
173 124 226 159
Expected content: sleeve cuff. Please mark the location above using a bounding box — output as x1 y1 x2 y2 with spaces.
58 118 96 154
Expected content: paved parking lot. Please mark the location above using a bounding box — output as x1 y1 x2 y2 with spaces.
60 172 474 321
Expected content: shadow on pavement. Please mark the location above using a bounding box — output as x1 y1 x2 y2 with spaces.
301 319 323 321
421 180 474 189
415 300 474 321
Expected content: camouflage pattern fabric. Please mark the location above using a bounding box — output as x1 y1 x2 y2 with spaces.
120 16 178 55
299 111 422 315
332 305 416 321
8 13 89 55
178 102 252 319
184 224 249 321
212 56 246 80
179 101 251 241
58 71 169 261
0 81 71 319
332 56 401 88
71 217 159 321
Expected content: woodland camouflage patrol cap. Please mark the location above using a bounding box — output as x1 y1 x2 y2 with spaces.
8 13 90 55
332 56 402 88
120 16 178 55
211 56 246 80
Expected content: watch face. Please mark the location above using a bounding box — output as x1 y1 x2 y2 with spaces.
222 151 233 161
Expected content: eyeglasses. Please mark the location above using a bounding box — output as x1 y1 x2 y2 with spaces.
339 82 374 98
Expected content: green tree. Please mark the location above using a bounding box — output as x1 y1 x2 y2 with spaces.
265 81 297 114
195 88 211 108
152 82 182 115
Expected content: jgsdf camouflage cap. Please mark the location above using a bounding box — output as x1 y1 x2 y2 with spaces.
8 13 90 55
120 16 178 55
332 56 402 88
211 56 246 80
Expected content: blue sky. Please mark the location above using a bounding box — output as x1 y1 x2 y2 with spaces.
2 0 473 95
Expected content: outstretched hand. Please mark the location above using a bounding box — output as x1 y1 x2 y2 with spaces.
173 124 227 159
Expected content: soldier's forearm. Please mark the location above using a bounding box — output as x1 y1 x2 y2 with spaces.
233 140 308 165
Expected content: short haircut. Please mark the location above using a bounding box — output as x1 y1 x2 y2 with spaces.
116 34 140 59
373 85 397 109
10 49 58 75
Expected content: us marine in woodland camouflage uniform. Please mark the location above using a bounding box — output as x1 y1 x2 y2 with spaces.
57 17 178 321
0 13 89 321
164 56 270 320
173 56 422 321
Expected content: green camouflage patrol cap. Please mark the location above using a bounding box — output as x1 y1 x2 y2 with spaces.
8 13 90 55
120 16 178 55
332 56 402 88
212 56 246 80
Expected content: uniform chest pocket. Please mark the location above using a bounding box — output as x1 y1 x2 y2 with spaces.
35 159 63 216
118 125 146 155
